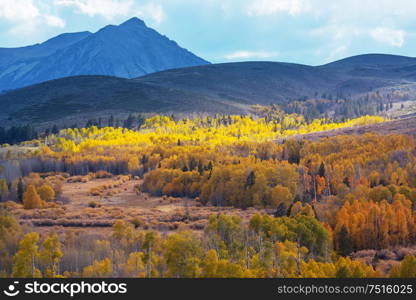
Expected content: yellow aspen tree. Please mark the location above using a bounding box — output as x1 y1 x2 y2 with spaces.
12 232 42 278
125 252 145 277
40 232 63 278
23 185 44 209
201 249 218 278
82 258 112 278
37 184 56 202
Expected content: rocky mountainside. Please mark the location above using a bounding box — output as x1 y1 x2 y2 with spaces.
0 17 209 92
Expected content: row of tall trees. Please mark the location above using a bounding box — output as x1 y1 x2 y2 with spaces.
2 213 389 278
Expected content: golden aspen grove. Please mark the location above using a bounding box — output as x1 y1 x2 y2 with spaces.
1 111 416 278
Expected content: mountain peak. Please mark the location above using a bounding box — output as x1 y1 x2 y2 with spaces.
0 16 209 90
120 17 146 28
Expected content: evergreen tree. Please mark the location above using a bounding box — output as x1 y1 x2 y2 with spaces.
245 171 256 189
17 178 24 203
124 114 136 129
318 162 325 177
51 125 59 135
108 115 115 127
337 225 353 256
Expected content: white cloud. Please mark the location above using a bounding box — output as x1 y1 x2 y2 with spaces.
136 3 165 24
44 15 66 27
224 50 279 60
247 0 309 16
0 0 65 38
55 0 165 24
328 45 348 62
303 0 416 61
370 27 405 48
0 0 40 21
55 0 133 20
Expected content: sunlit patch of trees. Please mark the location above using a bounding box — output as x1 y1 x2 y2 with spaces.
0 212 390 278
3 113 416 277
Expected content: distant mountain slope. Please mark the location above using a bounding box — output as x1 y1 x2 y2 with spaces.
0 31 92 66
135 54 416 105
134 61 336 104
0 75 245 125
0 17 209 91
2 54 416 127
322 53 416 69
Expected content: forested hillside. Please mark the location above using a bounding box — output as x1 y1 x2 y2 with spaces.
2 112 416 278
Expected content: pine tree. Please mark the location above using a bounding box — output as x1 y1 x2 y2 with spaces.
17 178 24 203
246 171 256 189
51 125 59 134
124 114 136 129
274 202 288 217
337 225 353 256
108 115 114 127
318 162 325 177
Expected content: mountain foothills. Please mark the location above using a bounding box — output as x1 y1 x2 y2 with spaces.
1 54 416 127
0 17 209 92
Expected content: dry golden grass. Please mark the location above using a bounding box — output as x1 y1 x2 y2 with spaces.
5 175 267 233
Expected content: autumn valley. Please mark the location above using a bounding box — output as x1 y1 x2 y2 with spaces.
2 6 416 284
1 109 416 278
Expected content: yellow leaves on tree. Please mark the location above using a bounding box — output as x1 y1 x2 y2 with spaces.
289 201 315 217
127 156 140 173
124 252 145 277
335 198 415 250
300 257 379 278
111 220 135 250
274 240 308 278
23 185 44 209
201 249 246 278
0 216 22 274
270 185 293 209
315 175 326 196
12 232 42 278
40 232 63 278
82 258 112 278
163 231 202 278
37 184 56 202
389 255 416 278
201 249 218 278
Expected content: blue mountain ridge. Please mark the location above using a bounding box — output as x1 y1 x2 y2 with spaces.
0 17 209 91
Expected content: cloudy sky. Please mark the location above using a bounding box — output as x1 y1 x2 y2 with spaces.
0 0 415 65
